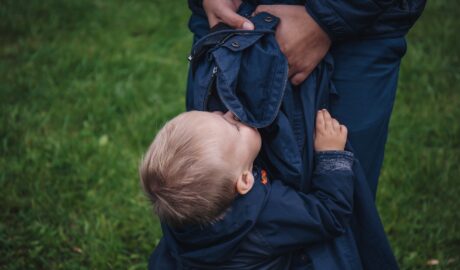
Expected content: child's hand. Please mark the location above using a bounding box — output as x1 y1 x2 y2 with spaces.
314 109 348 151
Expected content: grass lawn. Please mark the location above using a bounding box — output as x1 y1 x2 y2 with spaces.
1 0 459 269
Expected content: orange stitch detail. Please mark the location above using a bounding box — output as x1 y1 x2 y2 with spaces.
261 169 268 185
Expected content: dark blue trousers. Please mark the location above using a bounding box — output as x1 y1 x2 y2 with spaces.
187 8 406 198
329 37 406 197
184 8 406 269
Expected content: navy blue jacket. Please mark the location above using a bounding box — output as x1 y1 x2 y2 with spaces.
188 0 426 41
149 5 401 270
150 153 355 269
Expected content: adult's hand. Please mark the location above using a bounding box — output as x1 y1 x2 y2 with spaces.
203 0 254 30
254 5 331 85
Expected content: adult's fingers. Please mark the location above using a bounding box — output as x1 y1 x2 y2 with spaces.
218 8 254 30
253 5 278 16
290 72 308 86
289 62 316 85
207 13 220 28
232 0 243 8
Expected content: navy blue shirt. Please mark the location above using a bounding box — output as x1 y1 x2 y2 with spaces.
150 151 355 269
148 3 411 268
188 0 426 41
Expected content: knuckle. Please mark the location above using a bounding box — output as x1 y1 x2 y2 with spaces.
226 17 240 26
297 72 308 81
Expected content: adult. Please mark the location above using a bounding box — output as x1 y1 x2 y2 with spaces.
188 0 426 197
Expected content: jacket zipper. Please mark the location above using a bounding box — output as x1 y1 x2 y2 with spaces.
203 65 218 110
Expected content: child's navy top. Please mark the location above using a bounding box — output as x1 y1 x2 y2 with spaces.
149 4 399 270
149 151 355 269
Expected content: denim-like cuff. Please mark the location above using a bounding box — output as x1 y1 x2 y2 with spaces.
314 151 354 174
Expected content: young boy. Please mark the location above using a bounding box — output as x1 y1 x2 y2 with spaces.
141 109 354 269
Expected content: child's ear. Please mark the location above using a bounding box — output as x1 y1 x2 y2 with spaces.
236 171 254 195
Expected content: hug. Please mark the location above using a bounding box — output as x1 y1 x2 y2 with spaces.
141 1 425 269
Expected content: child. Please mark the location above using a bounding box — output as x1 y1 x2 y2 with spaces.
141 109 354 269
179 6 400 269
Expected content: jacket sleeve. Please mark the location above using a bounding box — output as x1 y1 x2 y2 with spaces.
305 0 425 40
254 151 355 254
188 0 210 41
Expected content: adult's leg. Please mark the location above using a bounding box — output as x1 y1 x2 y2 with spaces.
330 37 407 198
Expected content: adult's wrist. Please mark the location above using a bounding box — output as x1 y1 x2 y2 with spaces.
304 4 334 42
304 1 352 41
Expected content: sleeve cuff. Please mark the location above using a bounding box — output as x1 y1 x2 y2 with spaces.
304 2 354 41
304 4 335 41
314 151 354 174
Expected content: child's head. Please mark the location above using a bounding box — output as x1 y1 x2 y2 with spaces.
140 110 261 227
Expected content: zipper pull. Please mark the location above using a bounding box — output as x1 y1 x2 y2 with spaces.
212 66 218 75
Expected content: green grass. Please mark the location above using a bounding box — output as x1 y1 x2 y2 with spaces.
377 1 460 269
0 0 459 269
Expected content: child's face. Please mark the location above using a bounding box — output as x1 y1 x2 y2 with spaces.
198 111 262 172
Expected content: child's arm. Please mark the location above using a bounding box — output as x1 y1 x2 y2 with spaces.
252 109 354 254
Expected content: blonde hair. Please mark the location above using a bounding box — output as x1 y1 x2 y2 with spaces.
140 111 237 227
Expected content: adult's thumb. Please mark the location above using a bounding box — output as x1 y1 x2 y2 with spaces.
220 9 254 30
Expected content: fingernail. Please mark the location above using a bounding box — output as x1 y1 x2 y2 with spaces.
242 21 254 30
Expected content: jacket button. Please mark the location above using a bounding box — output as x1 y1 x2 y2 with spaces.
264 16 273 22
231 41 240 48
